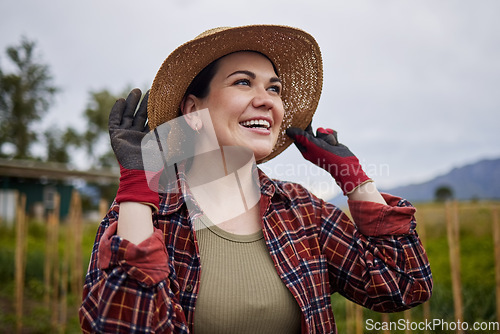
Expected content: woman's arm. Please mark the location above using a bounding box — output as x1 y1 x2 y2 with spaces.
348 181 387 205
117 202 155 244
79 204 189 333
286 126 431 309
79 90 189 333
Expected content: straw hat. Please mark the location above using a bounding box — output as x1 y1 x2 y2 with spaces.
148 24 323 164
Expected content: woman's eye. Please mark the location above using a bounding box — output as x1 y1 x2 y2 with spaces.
268 85 281 94
234 79 250 86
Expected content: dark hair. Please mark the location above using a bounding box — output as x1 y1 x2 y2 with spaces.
183 58 220 100
176 58 221 171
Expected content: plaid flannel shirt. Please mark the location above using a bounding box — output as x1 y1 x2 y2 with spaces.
80 169 432 333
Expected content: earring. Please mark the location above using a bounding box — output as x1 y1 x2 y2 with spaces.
194 124 200 134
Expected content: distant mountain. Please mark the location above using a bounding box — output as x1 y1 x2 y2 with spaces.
329 157 500 206
380 157 500 203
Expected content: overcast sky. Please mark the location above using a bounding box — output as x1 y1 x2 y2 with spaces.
1 0 499 200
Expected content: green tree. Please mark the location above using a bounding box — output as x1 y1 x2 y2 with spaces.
44 127 81 163
435 185 454 202
81 87 135 168
0 36 58 159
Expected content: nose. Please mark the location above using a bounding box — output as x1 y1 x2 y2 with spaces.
251 87 275 111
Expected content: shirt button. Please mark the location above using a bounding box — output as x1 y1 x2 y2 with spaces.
185 284 193 292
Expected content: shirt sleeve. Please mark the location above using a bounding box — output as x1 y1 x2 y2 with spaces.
79 202 190 334
319 193 432 312
347 193 417 236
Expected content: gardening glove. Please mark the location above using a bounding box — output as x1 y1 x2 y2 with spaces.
109 88 169 211
286 125 372 195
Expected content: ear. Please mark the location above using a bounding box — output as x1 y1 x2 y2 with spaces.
181 94 204 132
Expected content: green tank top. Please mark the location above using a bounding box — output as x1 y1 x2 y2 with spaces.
193 215 302 334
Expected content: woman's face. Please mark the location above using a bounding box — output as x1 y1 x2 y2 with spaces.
191 51 285 161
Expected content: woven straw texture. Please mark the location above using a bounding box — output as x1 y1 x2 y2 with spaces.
148 25 323 163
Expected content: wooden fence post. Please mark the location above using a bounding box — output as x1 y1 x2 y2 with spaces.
446 200 463 332
44 192 61 331
15 192 27 334
69 190 83 300
381 313 390 334
345 300 357 334
60 202 70 334
99 198 108 219
492 206 500 325
58 189 84 332
355 304 363 334
345 300 364 334
403 309 412 334
44 200 54 307
345 299 353 334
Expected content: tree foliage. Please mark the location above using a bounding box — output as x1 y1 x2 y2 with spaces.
44 127 81 163
0 36 140 169
0 36 58 159
435 185 454 202
81 88 132 168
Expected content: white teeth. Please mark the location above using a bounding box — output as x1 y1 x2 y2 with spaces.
240 119 271 128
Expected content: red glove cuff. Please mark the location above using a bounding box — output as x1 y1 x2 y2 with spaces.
116 165 161 211
324 155 372 195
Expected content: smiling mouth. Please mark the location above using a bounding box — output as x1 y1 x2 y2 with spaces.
239 119 271 130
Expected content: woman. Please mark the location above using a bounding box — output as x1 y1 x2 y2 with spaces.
80 25 432 333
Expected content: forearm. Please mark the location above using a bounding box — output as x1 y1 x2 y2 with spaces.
80 210 179 333
117 202 155 244
347 181 387 205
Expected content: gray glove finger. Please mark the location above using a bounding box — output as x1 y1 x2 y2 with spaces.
331 129 339 144
316 131 337 146
108 98 127 132
121 88 142 129
304 123 314 136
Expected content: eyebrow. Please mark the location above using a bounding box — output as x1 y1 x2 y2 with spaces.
227 70 282 83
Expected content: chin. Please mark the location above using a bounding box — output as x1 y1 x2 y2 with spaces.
250 147 273 162
224 136 276 162
251 139 278 161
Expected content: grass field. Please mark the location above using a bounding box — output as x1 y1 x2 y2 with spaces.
0 200 499 333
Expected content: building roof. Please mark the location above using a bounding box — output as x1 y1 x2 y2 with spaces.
0 158 119 184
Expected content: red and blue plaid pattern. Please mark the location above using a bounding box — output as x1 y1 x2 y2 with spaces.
80 169 432 333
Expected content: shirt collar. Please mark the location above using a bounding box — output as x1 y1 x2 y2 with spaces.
157 165 284 216
157 164 195 216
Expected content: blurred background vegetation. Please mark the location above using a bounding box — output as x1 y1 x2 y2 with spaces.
0 201 498 333
0 36 134 168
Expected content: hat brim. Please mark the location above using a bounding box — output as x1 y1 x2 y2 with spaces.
148 24 323 164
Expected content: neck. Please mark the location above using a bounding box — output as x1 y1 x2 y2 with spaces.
185 146 261 230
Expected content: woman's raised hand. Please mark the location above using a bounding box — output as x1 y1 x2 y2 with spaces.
286 125 372 196
109 88 168 211
109 89 150 170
